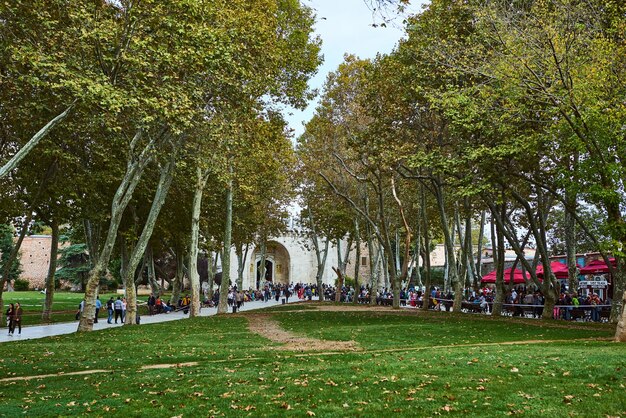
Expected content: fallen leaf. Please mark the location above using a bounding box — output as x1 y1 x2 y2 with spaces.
306 411 316 416
510 368 519 373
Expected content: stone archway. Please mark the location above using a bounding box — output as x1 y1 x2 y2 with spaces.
252 241 290 288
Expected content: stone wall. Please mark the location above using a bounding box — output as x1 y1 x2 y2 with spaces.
18 235 53 289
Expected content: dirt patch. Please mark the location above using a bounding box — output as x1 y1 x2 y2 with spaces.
246 314 359 352
315 305 396 312
0 369 109 383
141 362 199 370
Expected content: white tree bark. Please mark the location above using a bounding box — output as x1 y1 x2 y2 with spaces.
123 155 176 325
0 105 74 179
189 167 209 317
78 130 157 332
217 162 234 314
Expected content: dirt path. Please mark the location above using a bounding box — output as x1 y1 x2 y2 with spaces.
246 313 359 352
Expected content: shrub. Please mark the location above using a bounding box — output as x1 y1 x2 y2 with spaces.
13 279 30 291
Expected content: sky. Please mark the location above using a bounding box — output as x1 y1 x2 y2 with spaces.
285 0 427 139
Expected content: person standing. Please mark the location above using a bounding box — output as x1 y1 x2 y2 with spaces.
6 303 14 336
147 295 156 316
94 296 102 323
13 302 23 335
121 297 127 323
76 299 84 320
106 297 114 324
114 297 123 324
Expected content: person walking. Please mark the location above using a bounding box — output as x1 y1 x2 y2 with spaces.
106 297 114 324
6 303 14 336
94 296 102 323
114 297 123 324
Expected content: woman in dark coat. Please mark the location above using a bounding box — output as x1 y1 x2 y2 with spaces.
13 302 23 335
6 303 14 335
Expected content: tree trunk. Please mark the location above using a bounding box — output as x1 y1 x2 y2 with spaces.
208 251 217 298
217 163 234 314
475 210 486 284
492 208 506 317
170 249 184 305
463 200 475 290
0 104 74 179
420 184 432 311
564 193 578 293
258 240 267 288
146 246 160 296
335 240 343 302
236 244 249 290
41 220 59 322
189 167 209 318
395 229 401 279
434 178 459 309
353 218 361 304
78 129 155 332
122 155 175 325
308 207 329 301
616 258 626 341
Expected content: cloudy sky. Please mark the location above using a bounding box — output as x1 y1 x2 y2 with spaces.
284 0 427 138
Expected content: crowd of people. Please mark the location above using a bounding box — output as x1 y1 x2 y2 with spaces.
308 282 611 322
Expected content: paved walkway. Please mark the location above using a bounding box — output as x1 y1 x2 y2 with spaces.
0 297 306 344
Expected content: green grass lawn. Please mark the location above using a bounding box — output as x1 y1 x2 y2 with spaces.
0 304 624 417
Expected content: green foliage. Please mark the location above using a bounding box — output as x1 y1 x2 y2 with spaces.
0 224 22 282
54 243 90 288
12 279 30 291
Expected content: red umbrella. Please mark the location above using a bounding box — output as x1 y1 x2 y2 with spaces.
481 268 529 284
536 261 581 279
579 258 616 275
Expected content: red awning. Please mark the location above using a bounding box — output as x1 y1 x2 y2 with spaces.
481 268 530 284
579 258 616 275
536 261 581 279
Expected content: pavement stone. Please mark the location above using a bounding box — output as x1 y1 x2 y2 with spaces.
0 296 308 344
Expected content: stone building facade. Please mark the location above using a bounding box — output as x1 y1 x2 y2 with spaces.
226 232 371 289
17 235 55 289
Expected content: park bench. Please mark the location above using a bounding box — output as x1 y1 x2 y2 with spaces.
461 301 483 314
600 306 611 322
569 307 588 321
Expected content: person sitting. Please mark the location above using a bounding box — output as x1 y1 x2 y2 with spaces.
479 293 489 313
162 301 173 313
181 294 191 314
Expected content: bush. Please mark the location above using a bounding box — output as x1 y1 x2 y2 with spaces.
336 275 356 289
13 279 30 291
